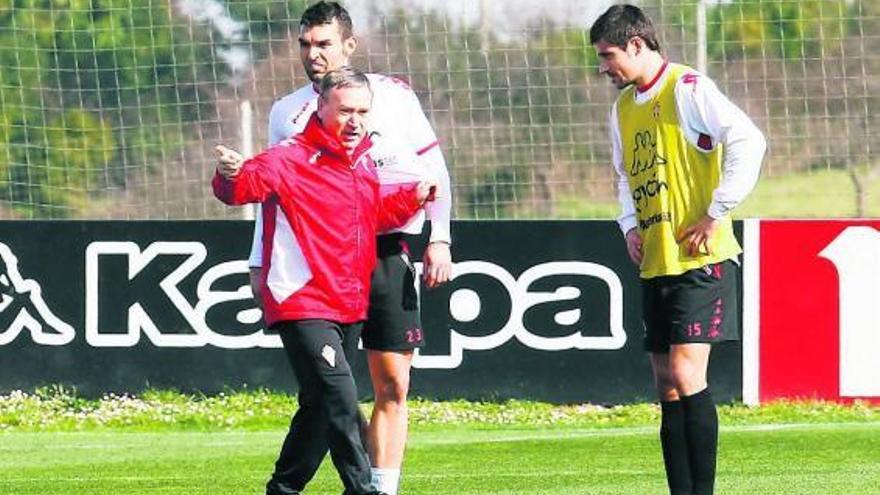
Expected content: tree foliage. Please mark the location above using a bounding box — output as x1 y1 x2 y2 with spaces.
0 1 874 218
706 0 858 61
0 0 302 217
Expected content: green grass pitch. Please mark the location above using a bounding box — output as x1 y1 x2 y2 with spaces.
2 422 878 494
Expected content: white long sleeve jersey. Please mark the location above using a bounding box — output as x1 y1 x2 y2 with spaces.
609 64 767 235
248 73 452 268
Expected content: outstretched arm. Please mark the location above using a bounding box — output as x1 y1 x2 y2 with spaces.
378 181 437 232
212 145 283 206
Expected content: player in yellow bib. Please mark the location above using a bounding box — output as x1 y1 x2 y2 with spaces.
592 5 766 495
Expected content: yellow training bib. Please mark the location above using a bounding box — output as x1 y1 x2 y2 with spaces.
617 63 741 278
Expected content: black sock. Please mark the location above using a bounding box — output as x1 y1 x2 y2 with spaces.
681 388 718 495
660 400 693 495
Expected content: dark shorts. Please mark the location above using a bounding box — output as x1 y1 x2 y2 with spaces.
361 234 424 352
642 259 739 353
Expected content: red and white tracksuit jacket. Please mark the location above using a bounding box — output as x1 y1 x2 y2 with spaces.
213 114 423 326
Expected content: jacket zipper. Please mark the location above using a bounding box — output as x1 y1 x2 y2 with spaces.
353 155 362 304
349 150 369 310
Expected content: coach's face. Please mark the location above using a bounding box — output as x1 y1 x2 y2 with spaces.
594 38 641 89
318 84 372 155
299 20 357 84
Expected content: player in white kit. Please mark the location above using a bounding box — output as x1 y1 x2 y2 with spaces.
250 3 453 494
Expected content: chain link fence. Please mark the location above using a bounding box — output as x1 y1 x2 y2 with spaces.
1 0 877 220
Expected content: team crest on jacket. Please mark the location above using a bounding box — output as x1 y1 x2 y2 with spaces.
321 345 336 367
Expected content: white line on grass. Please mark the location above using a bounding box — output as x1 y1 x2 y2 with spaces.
1 422 876 452
412 422 880 445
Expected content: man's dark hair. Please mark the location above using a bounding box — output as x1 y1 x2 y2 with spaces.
319 66 370 98
301 1 354 39
589 4 660 51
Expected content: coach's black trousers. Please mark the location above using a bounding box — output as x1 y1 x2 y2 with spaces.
267 319 372 495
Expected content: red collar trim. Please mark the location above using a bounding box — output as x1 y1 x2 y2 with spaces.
637 60 669 94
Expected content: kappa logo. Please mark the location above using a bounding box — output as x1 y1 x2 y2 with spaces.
85 241 279 349
411 261 627 369
0 243 75 346
10 240 629 369
629 129 667 177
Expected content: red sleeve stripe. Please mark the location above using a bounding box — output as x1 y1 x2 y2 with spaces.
416 141 439 156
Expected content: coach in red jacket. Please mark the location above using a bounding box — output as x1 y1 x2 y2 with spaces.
213 67 435 495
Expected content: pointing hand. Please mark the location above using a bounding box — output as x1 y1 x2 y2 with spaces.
215 144 244 178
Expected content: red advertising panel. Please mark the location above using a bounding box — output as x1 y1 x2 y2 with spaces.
759 220 880 403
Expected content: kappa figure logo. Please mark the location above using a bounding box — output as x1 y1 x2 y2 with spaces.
629 129 667 177
0 243 75 345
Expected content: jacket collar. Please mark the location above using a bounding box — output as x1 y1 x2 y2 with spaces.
300 113 373 165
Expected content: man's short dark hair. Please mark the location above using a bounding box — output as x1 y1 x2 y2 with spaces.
319 66 370 98
301 1 354 39
590 4 660 51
